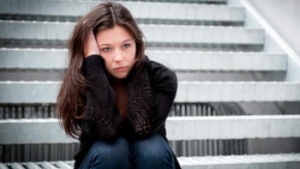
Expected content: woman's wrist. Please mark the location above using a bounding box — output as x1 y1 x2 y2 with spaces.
84 54 101 59
84 52 100 58
84 31 100 58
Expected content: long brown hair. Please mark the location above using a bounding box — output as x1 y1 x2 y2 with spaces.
56 1 145 138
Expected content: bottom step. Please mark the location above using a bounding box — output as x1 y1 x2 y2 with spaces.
179 153 300 169
1 154 300 169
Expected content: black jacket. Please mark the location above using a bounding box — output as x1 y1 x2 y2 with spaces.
74 55 180 169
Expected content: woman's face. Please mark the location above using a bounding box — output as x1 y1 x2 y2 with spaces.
95 25 136 79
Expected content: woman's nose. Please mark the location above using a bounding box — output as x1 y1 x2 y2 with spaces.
113 49 124 62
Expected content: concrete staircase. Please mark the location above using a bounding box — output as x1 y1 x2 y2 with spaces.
1 0 300 168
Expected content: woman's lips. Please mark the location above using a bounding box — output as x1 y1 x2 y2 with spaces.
114 66 128 72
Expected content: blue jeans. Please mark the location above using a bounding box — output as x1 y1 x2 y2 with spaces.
78 134 175 169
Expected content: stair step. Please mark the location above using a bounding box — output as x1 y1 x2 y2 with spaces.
0 81 299 104
1 115 299 144
177 81 300 102
0 163 9 169
25 163 41 169
178 154 300 169
9 163 26 169
1 153 300 169
150 51 286 71
0 1 242 25
167 115 300 140
89 0 228 4
0 20 264 48
0 48 286 71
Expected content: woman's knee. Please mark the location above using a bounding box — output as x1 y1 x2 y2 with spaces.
90 137 129 156
132 134 175 168
84 137 131 169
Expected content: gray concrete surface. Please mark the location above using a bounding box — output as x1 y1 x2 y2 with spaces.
248 0 300 58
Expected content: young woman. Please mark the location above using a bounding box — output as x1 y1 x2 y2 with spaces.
57 2 180 169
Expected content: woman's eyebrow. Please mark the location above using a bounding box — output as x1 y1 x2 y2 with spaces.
98 39 134 46
122 39 134 43
98 43 110 47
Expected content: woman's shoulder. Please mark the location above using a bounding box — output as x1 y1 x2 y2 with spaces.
144 56 177 89
145 56 175 76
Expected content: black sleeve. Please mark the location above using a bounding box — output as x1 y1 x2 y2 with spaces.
80 55 121 140
127 58 177 137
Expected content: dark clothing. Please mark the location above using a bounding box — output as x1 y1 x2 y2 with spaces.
74 55 180 169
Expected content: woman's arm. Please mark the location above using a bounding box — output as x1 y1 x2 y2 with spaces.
127 58 177 137
80 32 121 140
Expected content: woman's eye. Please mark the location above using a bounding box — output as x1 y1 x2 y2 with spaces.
102 47 110 53
123 43 131 49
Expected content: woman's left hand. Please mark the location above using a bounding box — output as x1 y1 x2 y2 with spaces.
84 31 100 58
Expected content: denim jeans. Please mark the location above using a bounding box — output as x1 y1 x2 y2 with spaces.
78 134 175 169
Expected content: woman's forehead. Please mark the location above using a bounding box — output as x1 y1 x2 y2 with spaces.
96 25 134 46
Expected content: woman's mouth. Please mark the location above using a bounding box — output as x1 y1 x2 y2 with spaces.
114 66 128 72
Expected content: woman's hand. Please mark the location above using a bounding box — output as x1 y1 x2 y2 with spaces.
84 31 100 58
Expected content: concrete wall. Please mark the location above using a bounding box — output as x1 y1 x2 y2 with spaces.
248 0 300 58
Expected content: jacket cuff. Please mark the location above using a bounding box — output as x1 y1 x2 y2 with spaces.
84 54 103 65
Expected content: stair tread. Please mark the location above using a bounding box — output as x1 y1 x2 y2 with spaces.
0 1 242 22
0 20 264 45
2 153 300 168
3 153 300 169
1 115 300 143
0 81 300 103
0 48 286 71
179 153 300 165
